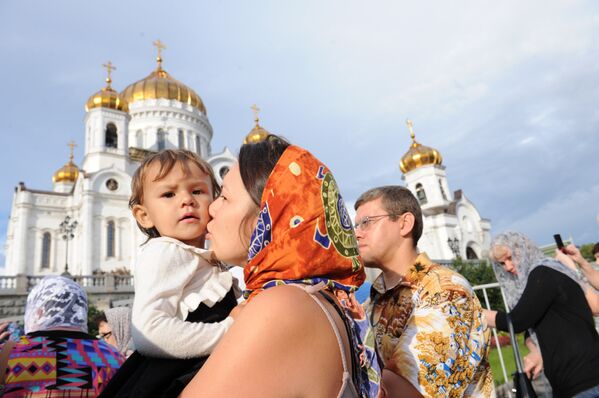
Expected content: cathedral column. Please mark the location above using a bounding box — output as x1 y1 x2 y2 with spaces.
14 201 31 275
82 193 94 275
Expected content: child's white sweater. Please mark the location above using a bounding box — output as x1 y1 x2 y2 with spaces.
131 236 235 359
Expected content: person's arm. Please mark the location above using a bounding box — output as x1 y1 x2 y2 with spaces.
564 244 599 290
380 369 423 398
181 285 345 398
494 267 557 333
131 240 233 359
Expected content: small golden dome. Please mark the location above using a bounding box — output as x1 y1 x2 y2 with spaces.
85 62 128 112
85 87 128 112
120 63 206 114
399 120 443 173
243 104 270 144
53 142 80 183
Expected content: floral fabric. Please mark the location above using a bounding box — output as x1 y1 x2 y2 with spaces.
368 253 495 397
243 145 380 397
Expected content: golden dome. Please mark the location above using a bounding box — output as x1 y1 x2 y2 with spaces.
120 57 206 114
53 142 79 183
399 120 443 174
85 62 128 112
243 104 270 144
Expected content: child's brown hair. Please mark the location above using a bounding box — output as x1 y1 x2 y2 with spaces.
129 149 221 239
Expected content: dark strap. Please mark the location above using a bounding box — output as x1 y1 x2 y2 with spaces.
317 291 361 390
0 340 16 387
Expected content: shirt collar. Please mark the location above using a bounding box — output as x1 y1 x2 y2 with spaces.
371 252 434 294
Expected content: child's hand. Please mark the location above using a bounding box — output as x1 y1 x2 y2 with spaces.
229 302 247 320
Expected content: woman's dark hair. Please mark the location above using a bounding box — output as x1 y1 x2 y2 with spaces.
236 135 290 248
239 135 291 207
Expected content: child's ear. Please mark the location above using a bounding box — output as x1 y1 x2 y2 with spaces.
132 204 154 229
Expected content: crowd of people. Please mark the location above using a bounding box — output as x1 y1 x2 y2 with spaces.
0 134 597 397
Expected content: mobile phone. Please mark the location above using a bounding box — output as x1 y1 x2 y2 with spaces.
553 234 564 250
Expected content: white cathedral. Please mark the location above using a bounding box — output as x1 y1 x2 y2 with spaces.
3 45 491 277
398 120 491 260
3 47 238 276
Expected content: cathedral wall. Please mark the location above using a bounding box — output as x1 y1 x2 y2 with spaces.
127 100 212 157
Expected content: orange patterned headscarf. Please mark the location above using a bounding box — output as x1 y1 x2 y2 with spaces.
243 145 366 298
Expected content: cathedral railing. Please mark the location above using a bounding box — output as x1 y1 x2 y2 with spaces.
0 274 135 295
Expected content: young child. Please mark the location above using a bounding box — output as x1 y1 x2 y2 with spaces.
101 149 238 398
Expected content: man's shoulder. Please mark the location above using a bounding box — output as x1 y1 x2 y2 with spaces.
418 263 475 297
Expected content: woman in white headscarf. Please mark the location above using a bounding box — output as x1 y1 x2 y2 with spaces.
485 232 599 398
0 276 123 397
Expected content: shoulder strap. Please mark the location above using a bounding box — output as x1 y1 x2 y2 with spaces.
317 292 361 391
0 340 16 386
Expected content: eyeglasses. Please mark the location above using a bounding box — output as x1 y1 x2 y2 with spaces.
354 214 396 231
97 331 112 341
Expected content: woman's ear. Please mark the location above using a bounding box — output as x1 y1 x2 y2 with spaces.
132 204 154 229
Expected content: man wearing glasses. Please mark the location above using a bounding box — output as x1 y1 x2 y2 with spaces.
354 186 494 398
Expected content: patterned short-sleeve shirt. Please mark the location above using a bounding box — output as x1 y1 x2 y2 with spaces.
367 253 495 397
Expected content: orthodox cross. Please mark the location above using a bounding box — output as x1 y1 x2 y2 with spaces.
406 119 416 141
153 39 166 67
102 61 116 87
251 104 260 124
67 141 77 163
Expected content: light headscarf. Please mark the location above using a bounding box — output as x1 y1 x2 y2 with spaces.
242 145 380 398
105 306 133 355
491 231 583 309
24 275 88 334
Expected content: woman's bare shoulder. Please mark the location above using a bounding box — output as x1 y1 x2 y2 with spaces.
182 285 340 397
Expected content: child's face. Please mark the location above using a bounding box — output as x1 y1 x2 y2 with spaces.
133 161 213 247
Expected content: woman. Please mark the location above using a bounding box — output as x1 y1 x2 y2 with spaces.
485 231 599 398
0 276 123 397
181 135 381 397
95 307 134 358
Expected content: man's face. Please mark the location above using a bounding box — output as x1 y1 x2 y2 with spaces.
354 197 404 268
594 251 599 265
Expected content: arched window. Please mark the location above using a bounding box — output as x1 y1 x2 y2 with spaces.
219 166 230 179
178 130 184 148
105 123 118 148
157 129 166 151
466 247 478 260
439 179 447 200
107 221 115 258
41 232 51 269
415 183 427 205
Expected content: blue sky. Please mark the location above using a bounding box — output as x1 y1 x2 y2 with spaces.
1 0 598 265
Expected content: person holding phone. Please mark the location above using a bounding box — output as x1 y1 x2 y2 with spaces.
484 231 599 398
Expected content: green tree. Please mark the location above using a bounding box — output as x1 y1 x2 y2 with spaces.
87 303 102 337
580 243 596 262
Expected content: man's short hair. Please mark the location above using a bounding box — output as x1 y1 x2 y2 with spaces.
592 243 599 256
354 185 423 245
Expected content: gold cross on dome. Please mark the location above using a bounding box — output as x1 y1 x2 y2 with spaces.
406 119 416 141
67 141 77 162
102 61 116 86
153 39 166 64
251 104 260 124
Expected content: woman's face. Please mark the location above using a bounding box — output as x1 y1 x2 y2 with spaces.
207 163 258 266
98 321 117 348
495 246 517 275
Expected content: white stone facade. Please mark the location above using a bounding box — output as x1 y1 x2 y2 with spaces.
403 164 491 260
3 86 235 276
